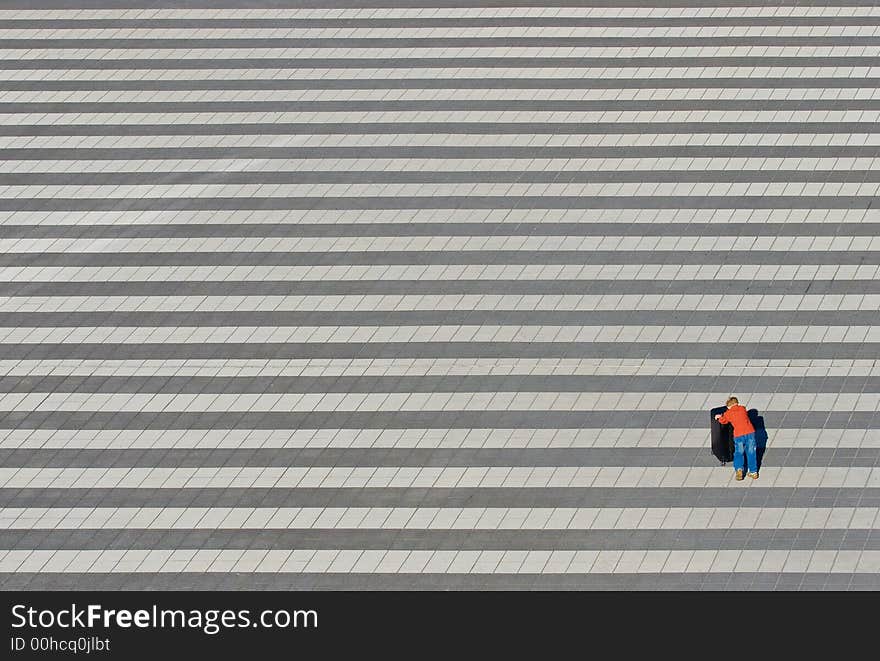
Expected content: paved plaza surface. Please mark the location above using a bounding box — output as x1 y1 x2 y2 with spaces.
2 1 880 590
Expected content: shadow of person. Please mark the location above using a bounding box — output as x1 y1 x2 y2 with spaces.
747 409 768 472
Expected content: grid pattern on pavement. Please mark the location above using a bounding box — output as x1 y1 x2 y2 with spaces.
2 1 880 590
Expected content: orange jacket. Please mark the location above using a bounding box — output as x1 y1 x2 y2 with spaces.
717 405 755 438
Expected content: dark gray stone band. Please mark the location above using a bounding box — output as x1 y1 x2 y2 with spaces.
2 375 874 395
4 310 880 329
2 529 877 552
4 171 880 186
0 572 868 591
4 222 876 239
0 447 858 470
7 57 880 71
4 280 880 298
2 250 876 268
5 147 880 161
4 78 880 91
0 409 871 431
1 0 869 8
1 487 876 509
3 121 880 136
1 197 878 213
4 16 880 29
12 37 880 50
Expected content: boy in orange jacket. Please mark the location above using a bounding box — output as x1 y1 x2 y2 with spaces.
714 396 758 481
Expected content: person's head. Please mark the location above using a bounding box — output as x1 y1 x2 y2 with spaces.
726 396 739 408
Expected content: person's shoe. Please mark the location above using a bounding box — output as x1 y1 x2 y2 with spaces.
735 469 744 481
747 472 758 480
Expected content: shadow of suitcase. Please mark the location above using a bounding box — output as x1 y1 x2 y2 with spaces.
710 406 734 465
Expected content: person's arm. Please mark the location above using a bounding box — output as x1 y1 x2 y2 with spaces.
716 411 729 424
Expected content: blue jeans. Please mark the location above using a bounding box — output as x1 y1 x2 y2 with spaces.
733 433 758 473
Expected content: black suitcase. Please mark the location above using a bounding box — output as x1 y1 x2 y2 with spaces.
710 406 734 464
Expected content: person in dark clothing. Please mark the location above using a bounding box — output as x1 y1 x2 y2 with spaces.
715 396 758 481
